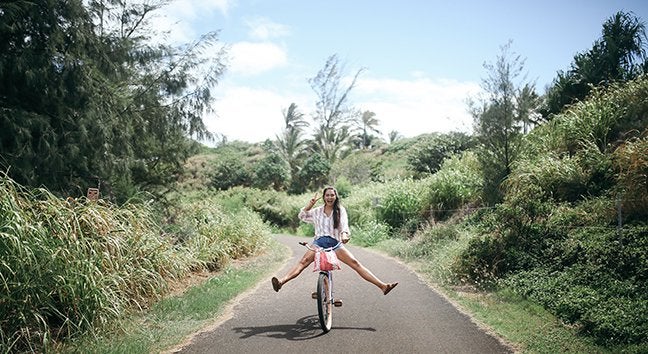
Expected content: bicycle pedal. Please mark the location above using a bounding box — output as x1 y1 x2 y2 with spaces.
311 292 317 299
333 299 343 307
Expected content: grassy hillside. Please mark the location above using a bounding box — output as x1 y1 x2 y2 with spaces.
205 76 647 350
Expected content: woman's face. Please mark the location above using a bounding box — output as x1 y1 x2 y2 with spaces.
323 188 337 206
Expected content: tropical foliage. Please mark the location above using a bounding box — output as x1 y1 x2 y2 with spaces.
469 41 541 204
2 3 648 351
542 11 647 117
0 0 224 202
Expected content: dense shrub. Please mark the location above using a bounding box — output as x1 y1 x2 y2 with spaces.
334 176 352 198
330 151 383 185
210 154 253 190
175 200 269 269
253 152 290 191
506 147 615 203
539 76 648 156
613 136 648 222
376 179 425 233
214 187 302 230
350 220 391 247
407 224 460 258
406 132 474 176
296 153 330 192
504 254 648 346
343 181 387 226
423 152 482 220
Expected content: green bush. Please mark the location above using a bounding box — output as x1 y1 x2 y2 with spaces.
423 152 482 220
253 152 290 191
330 151 383 185
506 150 614 203
526 76 648 158
376 179 425 233
613 136 648 222
406 224 460 258
504 263 648 345
214 187 302 230
334 176 352 198
406 132 474 176
175 198 270 270
350 220 390 247
210 154 253 190
343 182 385 226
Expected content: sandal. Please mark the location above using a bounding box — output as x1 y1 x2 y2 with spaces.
272 277 282 292
383 282 398 295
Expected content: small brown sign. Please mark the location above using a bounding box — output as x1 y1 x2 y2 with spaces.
87 188 99 201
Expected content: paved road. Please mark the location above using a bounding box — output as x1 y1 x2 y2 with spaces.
173 234 513 353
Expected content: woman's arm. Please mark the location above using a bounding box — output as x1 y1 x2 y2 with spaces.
298 192 321 222
304 192 320 211
340 206 350 243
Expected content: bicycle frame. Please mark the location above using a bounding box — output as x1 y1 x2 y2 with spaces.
300 241 342 332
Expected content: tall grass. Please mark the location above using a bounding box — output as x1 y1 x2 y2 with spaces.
0 174 270 352
518 76 648 165
1 176 181 351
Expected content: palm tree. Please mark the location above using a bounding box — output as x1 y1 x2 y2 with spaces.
282 103 309 131
355 110 381 149
276 103 308 179
601 11 646 79
388 130 403 143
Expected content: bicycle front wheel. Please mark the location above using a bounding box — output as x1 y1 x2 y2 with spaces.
316 272 332 332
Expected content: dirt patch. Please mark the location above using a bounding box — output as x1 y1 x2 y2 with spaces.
166 270 219 298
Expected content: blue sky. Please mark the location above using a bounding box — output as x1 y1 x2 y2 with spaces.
153 0 648 143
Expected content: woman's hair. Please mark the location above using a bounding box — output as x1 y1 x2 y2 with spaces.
322 186 341 229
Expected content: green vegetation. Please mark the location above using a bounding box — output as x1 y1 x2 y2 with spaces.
199 76 647 352
0 1 225 202
0 175 270 352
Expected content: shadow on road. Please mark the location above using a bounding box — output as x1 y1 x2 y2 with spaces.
232 315 376 341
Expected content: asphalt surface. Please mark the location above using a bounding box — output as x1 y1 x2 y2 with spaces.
172 234 513 354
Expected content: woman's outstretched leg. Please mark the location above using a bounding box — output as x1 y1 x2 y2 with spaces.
272 250 315 292
335 247 398 295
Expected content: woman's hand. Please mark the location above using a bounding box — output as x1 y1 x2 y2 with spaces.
341 232 350 244
306 192 320 210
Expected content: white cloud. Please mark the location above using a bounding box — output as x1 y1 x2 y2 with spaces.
355 77 481 138
246 17 290 40
228 42 288 75
168 0 233 18
206 86 311 143
205 76 481 144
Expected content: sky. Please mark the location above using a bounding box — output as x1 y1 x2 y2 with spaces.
151 0 648 144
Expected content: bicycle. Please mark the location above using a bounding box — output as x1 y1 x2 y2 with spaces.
299 241 343 333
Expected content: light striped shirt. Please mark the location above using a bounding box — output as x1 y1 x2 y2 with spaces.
298 205 350 241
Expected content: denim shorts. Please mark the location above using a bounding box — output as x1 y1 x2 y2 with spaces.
313 236 341 249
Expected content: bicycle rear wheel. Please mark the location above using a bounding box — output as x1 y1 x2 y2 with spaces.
316 271 332 332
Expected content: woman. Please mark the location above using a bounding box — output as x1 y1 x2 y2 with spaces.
271 186 398 295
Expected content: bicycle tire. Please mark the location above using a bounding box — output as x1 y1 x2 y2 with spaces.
316 271 332 332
